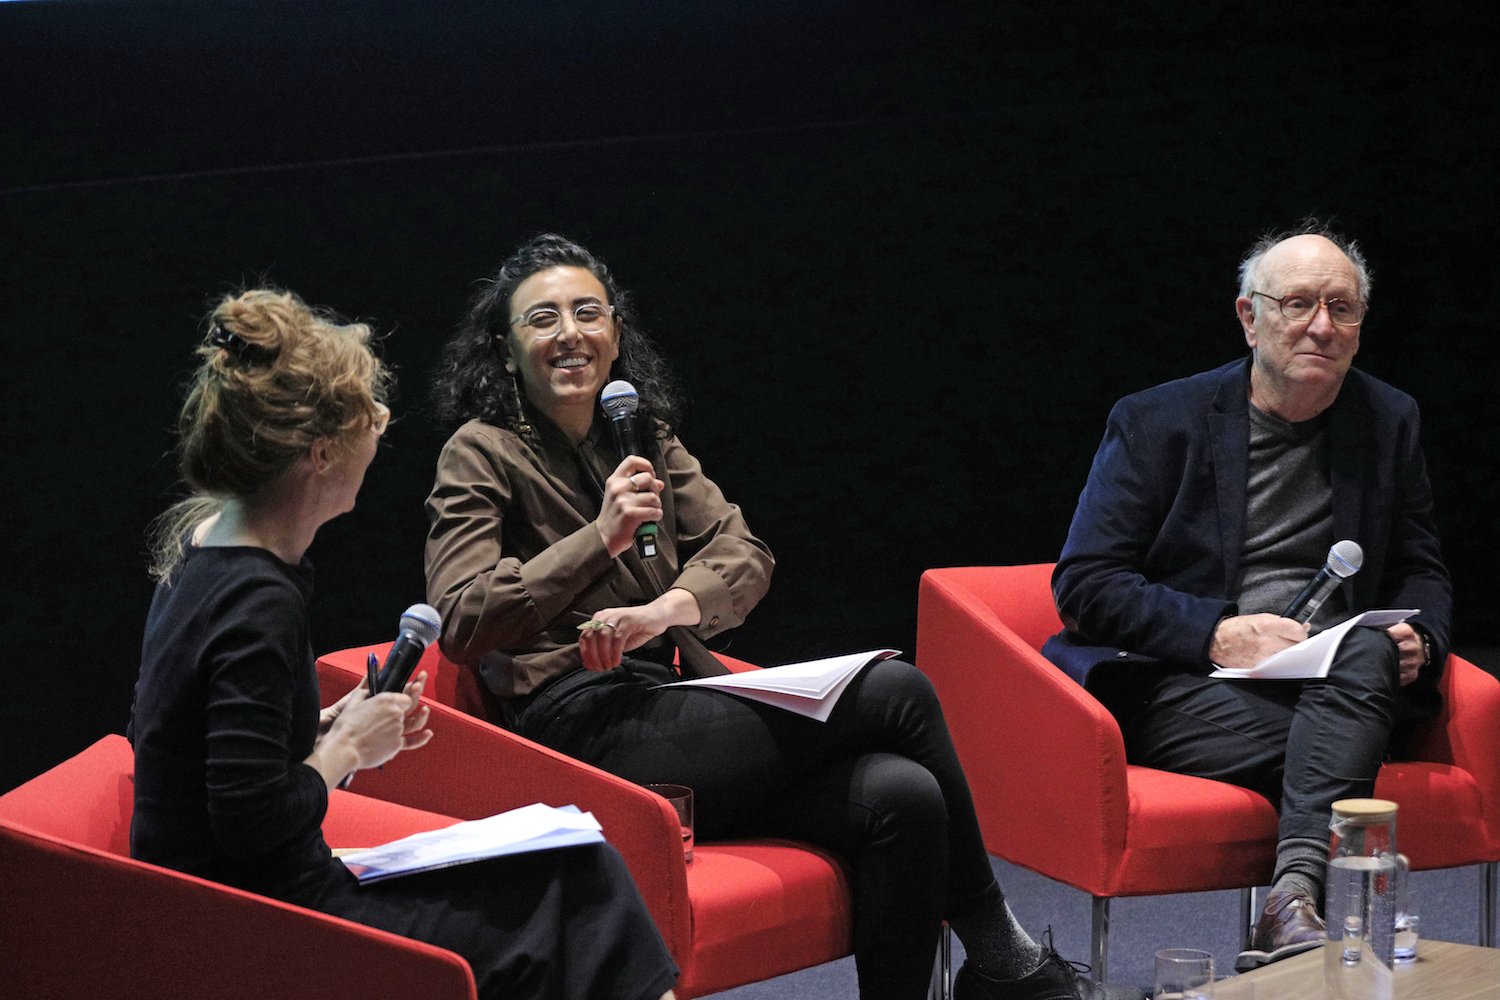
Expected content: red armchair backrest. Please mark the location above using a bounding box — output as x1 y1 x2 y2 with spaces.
425 644 505 720
938 563 1061 651
0 734 134 854
328 643 504 722
1404 653 1500 768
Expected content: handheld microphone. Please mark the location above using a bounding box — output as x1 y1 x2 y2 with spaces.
1281 540 1363 625
374 604 442 693
600 379 658 558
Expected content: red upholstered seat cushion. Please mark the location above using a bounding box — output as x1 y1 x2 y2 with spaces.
1114 766 1279 896
678 840 853 997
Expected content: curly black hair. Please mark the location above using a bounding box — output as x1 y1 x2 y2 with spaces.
431 234 681 439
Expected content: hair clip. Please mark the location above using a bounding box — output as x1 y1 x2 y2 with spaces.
209 325 276 363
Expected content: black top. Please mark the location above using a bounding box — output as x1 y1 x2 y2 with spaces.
128 545 338 903
125 547 681 1000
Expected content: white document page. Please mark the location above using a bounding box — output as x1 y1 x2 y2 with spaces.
1208 609 1417 681
664 649 900 722
339 803 604 884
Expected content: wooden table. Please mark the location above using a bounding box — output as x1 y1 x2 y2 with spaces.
1210 940 1500 999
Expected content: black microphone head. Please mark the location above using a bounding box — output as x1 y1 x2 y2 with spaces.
1327 540 1364 579
600 379 639 419
399 603 442 646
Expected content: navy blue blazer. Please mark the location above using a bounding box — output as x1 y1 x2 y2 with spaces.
1044 358 1452 706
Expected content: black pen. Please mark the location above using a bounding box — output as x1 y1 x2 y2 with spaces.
336 653 381 792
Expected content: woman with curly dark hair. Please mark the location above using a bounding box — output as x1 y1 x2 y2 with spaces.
424 235 1141 1000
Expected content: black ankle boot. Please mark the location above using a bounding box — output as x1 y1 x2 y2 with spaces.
953 929 1146 1000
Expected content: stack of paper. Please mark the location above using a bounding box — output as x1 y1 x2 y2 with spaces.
1208 609 1417 681
666 649 900 721
339 803 604 884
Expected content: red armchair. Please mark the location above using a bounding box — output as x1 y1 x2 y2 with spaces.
317 644 865 999
0 734 486 1000
916 564 1500 979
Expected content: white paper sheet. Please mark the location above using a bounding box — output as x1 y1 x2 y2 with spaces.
1207 609 1417 681
663 649 900 721
339 803 604 884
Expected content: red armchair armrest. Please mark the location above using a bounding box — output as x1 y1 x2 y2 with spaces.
1396 655 1500 862
0 824 476 999
917 566 1133 887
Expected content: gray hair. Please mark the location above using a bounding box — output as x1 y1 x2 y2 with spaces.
1237 218 1372 317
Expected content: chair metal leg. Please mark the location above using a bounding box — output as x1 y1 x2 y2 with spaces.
929 924 953 1000
1091 896 1110 984
1482 861 1498 949
1240 886 1258 950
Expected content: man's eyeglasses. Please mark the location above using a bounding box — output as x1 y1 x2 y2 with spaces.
509 303 615 338
1251 291 1367 327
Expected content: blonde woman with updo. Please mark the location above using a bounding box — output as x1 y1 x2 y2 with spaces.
127 288 679 1000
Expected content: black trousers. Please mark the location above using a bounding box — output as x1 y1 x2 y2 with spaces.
1091 626 1404 846
507 658 999 1000
308 843 678 1000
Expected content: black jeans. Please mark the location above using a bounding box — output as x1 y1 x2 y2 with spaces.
507 657 997 1000
1091 626 1403 845
311 843 677 1000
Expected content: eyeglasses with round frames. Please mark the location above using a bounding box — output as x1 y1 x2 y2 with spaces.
509 303 615 338
1251 290 1367 327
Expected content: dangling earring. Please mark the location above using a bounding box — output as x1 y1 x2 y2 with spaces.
497 338 533 437
509 374 533 436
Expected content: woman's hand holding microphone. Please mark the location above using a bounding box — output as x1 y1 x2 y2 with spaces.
306 672 434 789
595 455 663 558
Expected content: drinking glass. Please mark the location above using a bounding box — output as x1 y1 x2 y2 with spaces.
1393 852 1419 963
1154 948 1214 1000
647 783 694 863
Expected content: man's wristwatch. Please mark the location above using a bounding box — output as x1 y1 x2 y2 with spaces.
1420 629 1433 668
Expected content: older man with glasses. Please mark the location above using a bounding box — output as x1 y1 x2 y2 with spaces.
1042 221 1452 972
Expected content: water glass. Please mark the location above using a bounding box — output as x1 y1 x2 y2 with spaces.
1393 853 1419 963
647 783 694 863
1154 948 1214 1000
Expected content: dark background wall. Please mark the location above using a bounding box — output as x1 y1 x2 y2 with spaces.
3 0 1496 794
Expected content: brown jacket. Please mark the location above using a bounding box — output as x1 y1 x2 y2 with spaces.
424 416 774 698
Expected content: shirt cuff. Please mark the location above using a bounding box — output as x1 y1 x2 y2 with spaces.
672 564 736 636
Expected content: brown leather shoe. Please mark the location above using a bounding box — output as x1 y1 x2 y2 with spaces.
1234 890 1326 972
